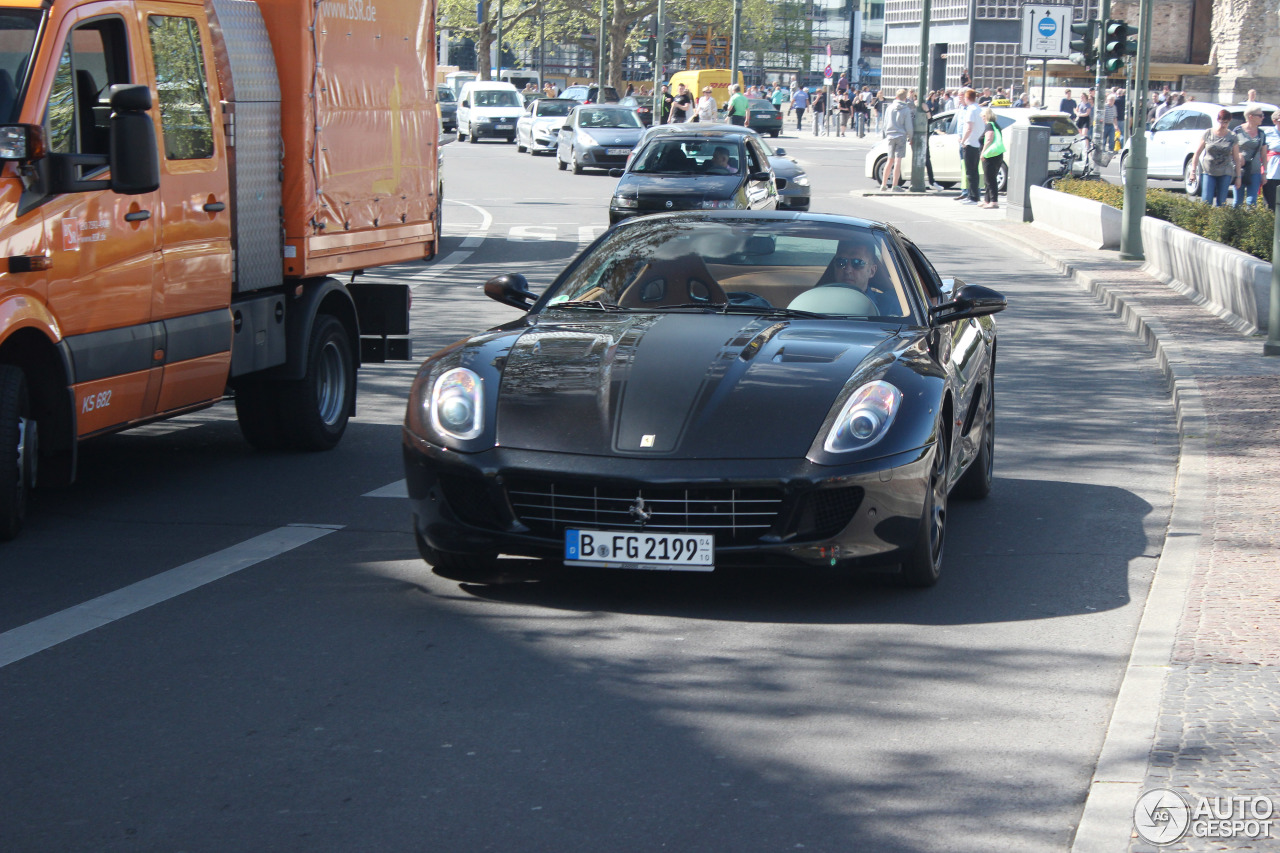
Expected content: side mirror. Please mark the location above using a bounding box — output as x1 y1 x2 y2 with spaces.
108 84 159 195
483 273 537 311
930 283 1007 324
772 146 786 156
747 170 771 183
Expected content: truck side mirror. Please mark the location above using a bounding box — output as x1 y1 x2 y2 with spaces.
107 84 159 195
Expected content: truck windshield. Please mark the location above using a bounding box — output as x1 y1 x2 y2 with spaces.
0 10 40 123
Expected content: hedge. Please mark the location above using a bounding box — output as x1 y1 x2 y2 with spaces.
1054 178 1276 263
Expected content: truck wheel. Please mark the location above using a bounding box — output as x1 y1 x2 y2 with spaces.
234 379 286 450
0 365 37 541
280 314 354 451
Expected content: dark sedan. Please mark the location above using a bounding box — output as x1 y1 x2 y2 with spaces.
739 97 784 137
633 123 809 211
436 85 457 132
556 105 646 174
402 212 1006 588
618 94 655 126
608 129 778 224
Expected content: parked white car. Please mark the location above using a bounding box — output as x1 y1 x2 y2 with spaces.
1119 101 1277 195
456 81 524 143
864 108 1083 193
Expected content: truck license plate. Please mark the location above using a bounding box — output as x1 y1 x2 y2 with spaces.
565 529 714 571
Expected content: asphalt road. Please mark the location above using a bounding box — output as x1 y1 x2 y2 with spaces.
0 130 1178 852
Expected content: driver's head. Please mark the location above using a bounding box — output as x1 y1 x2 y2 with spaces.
830 238 878 291
711 146 731 166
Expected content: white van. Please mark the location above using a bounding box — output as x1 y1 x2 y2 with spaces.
456 81 525 143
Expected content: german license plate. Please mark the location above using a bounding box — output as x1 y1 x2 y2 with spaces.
606 147 631 156
754 111 774 118
495 123 513 130
565 529 714 571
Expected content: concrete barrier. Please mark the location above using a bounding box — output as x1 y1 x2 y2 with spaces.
1028 184 1122 250
1139 216 1270 335
1028 186 1270 334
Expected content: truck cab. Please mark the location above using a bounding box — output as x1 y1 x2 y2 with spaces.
0 0 437 539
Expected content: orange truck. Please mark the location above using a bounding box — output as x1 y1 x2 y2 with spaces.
0 0 441 538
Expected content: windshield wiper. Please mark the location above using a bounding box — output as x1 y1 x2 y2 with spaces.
719 304 827 319
645 303 726 311
550 300 629 311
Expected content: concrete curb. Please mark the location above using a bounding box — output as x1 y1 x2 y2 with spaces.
967 223 1207 853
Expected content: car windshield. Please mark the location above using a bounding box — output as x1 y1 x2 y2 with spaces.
474 90 521 107
631 138 745 174
536 100 574 117
436 87 456 103
0 10 40 123
578 108 642 128
541 217 913 320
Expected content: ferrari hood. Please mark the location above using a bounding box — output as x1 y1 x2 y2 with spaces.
494 312 906 459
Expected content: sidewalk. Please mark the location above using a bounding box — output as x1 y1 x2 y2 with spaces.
869 192 1280 851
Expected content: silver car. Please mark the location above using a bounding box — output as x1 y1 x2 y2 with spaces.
556 105 646 174
516 98 577 155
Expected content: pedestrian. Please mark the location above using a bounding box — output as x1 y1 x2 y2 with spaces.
624 82 634 97
836 86 851 136
811 87 827 135
695 85 718 123
659 83 673 124
959 68 970 88
1263 110 1280 210
1192 109 1243 206
979 107 1005 208
726 83 749 126
669 83 693 123
956 88 984 204
1233 105 1267 205
836 72 849 96
853 89 870 137
872 89 884 134
1074 91 1092 135
1103 93 1117 152
1115 89 1127 142
791 84 808 131
771 83 788 115
1058 88 1076 117
881 88 912 191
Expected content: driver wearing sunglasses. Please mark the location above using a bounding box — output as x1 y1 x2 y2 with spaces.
815 237 896 314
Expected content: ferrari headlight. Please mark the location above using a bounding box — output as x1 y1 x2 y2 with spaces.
824 380 901 453
430 367 484 440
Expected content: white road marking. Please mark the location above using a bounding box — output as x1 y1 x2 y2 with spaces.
363 479 408 498
454 199 493 248
0 524 342 670
508 225 558 242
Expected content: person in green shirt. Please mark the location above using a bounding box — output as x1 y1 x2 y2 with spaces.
727 84 749 127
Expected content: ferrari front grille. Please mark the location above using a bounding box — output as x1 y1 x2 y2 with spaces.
505 478 784 546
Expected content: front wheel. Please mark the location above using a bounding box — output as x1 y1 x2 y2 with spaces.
280 314 355 451
871 155 887 185
572 150 583 174
1183 158 1200 196
902 429 948 587
0 365 36 541
995 162 1008 194
557 152 567 171
468 124 479 144
516 136 527 153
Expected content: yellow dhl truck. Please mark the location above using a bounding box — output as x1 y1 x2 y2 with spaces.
0 0 440 538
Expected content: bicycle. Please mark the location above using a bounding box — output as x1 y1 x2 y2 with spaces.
1042 141 1099 188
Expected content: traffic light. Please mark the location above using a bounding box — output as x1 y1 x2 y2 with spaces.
1103 20 1138 73
637 36 654 60
1069 18 1099 68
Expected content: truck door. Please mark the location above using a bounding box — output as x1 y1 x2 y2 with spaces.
138 6 233 414
40 12 163 437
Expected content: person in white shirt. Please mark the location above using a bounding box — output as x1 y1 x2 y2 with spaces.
695 86 718 123
956 88 985 204
1263 110 1280 209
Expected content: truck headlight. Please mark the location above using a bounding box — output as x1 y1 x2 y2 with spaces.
824 380 901 453
430 367 484 440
